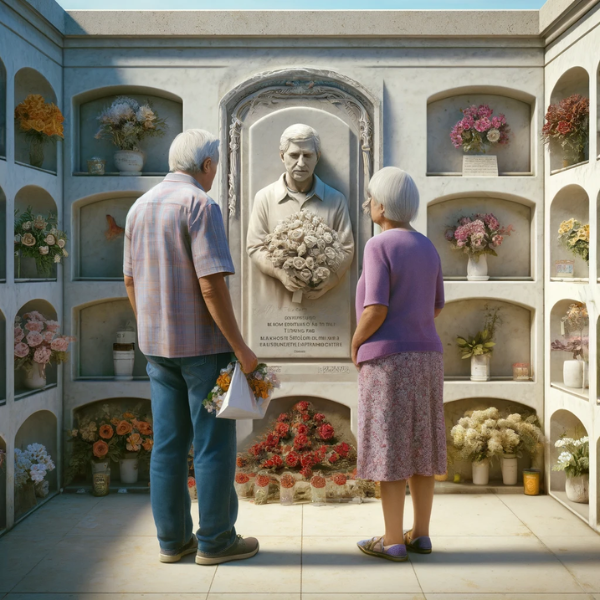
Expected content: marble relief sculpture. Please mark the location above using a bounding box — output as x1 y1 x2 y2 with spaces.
246 123 354 301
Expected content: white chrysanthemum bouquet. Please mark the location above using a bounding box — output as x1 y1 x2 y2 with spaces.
553 436 589 477
15 443 55 497
451 407 504 463
265 209 345 302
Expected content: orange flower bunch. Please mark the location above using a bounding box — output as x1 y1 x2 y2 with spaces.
113 412 154 455
248 377 272 400
216 373 231 391
15 94 64 139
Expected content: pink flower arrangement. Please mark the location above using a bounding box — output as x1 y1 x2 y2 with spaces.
450 105 510 153
14 313 75 375
445 213 514 257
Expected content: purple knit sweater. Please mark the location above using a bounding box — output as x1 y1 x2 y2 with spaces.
355 230 444 364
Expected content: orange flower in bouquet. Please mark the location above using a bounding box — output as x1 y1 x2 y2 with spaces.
126 433 142 452
116 420 132 436
99 424 114 440
137 421 153 436
93 440 109 459
142 438 153 452
15 94 64 139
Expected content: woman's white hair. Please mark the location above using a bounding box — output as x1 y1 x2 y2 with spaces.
279 124 321 159
367 167 420 223
168 129 220 174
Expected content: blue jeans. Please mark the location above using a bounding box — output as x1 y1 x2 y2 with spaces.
146 352 238 553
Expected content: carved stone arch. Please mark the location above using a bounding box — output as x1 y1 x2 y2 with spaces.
219 68 379 218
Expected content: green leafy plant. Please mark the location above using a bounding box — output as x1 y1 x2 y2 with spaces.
456 306 502 359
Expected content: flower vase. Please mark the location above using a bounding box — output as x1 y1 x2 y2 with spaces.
119 452 139 484
34 480 50 498
472 459 490 485
91 460 111 497
234 473 252 498
467 254 489 281
329 473 349 501
470 354 490 382
310 474 327 505
113 343 135 381
24 363 46 390
501 454 518 485
563 359 584 388
114 150 144 176
28 137 45 168
254 471 270 505
565 474 589 503
15 481 38 517
279 472 296 505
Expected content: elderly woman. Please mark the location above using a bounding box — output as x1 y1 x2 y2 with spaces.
353 167 445 563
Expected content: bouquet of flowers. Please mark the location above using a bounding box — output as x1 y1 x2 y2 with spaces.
450 407 504 463
551 302 588 361
203 361 280 415
456 306 502 360
445 213 513 257
553 436 589 477
14 207 68 277
542 94 589 163
265 209 345 300
14 311 74 377
450 104 510 153
557 219 589 263
15 444 55 497
95 96 165 151
551 336 588 360
496 413 544 456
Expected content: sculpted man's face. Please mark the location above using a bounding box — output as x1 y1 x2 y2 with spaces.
281 140 319 185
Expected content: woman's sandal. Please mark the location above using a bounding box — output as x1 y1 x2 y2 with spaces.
357 536 408 562
404 529 432 554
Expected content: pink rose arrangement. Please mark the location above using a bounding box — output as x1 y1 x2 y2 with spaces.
14 312 75 376
445 213 514 258
450 105 510 153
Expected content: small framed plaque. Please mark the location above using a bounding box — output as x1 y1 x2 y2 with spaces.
554 259 574 277
462 155 498 177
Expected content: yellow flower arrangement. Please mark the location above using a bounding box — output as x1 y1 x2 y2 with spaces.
558 218 575 236
557 218 589 263
216 373 231 392
14 94 64 139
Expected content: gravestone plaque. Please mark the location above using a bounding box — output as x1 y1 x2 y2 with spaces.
462 155 498 177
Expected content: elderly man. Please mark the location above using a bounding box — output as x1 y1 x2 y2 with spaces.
247 123 354 300
124 129 259 566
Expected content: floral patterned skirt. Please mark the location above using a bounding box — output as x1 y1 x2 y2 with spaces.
357 352 446 482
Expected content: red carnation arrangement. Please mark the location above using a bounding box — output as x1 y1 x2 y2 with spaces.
280 472 296 489
285 451 300 467
318 423 335 441
542 94 589 164
275 422 290 437
294 433 311 451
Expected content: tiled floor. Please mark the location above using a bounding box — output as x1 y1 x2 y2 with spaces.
1 492 599 599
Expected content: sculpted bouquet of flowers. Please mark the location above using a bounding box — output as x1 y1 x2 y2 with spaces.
14 311 74 378
14 207 68 277
95 96 165 151
15 443 55 498
450 104 510 153
542 94 589 163
203 362 280 415
557 218 589 263
265 209 345 302
445 213 513 257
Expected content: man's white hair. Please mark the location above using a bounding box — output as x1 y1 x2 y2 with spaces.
168 129 220 174
367 167 420 223
279 124 321 159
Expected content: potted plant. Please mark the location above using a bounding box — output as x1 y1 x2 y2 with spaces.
14 311 74 390
456 306 502 381
497 413 544 485
542 94 589 167
553 436 589 503
557 218 589 267
445 213 514 280
14 94 64 169
14 208 68 279
551 302 588 389
14 444 55 516
450 407 503 485
113 410 154 484
450 104 510 155
95 96 165 175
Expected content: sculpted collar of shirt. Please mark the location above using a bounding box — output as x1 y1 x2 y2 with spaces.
274 173 326 208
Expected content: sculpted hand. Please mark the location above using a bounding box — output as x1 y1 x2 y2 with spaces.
304 274 336 300
274 267 304 293
235 345 258 374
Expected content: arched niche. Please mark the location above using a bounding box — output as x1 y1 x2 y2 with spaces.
75 86 183 174
549 409 589 521
14 185 59 281
76 298 146 379
0 310 6 404
14 68 58 173
550 299 589 398
548 67 590 173
0 185 6 282
0 435 6 532
427 194 533 279
445 397 541 484
437 299 532 380
549 185 589 281
14 410 58 520
426 87 534 175
0 58 6 158
74 193 139 279
15 300 58 397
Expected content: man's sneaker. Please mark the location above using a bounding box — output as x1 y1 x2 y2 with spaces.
195 535 259 565
159 534 198 563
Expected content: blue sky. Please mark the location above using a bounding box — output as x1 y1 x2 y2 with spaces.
56 0 546 10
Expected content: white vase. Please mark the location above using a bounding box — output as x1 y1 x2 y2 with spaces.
24 364 46 390
472 459 490 485
114 150 144 176
470 354 490 382
565 474 589 503
114 345 135 381
563 359 584 388
501 454 518 485
119 454 139 484
467 254 489 281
